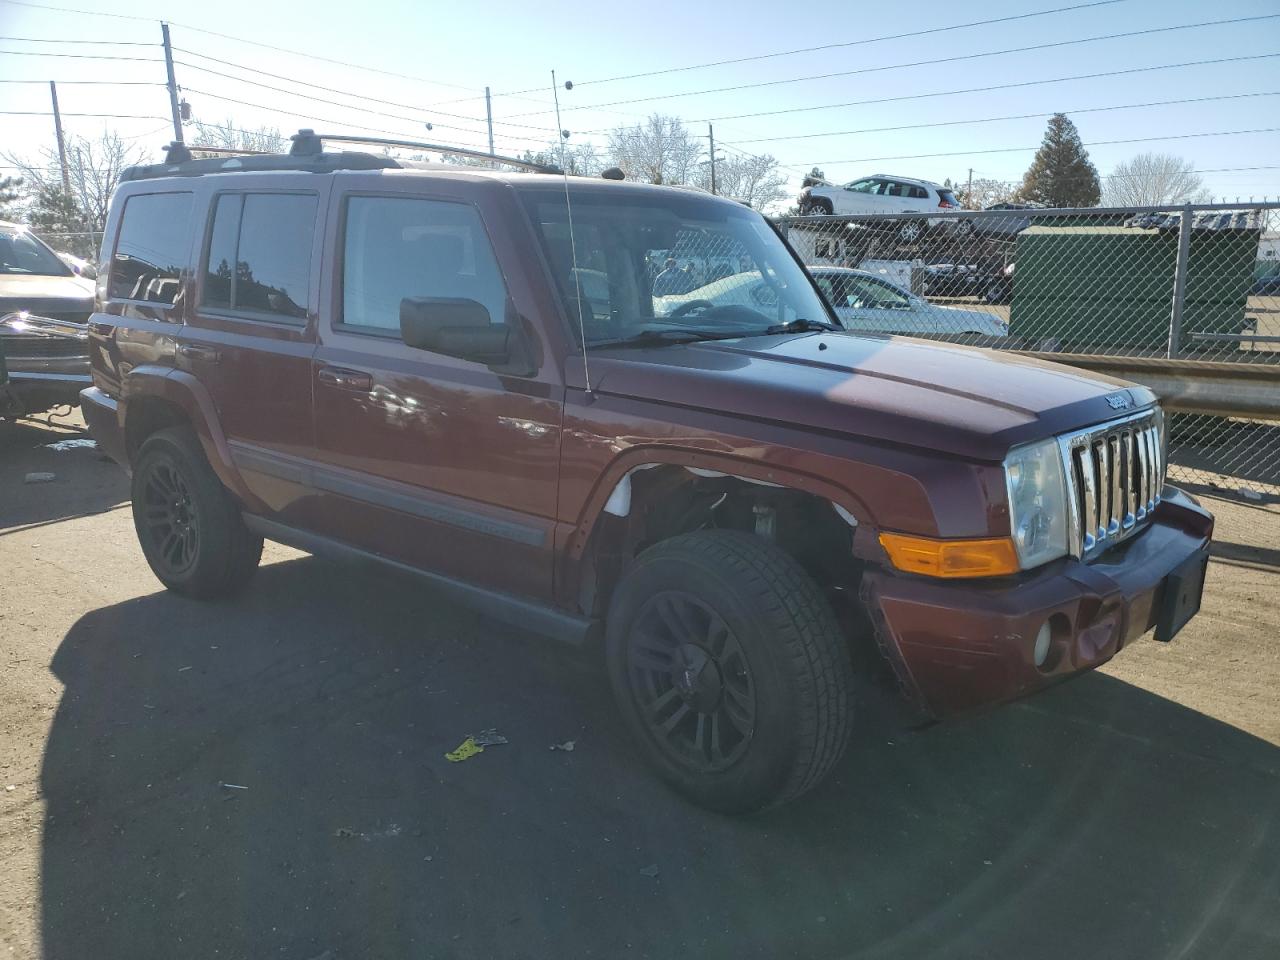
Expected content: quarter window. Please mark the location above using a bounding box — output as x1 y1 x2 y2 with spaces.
201 192 316 320
109 192 192 304
341 197 508 336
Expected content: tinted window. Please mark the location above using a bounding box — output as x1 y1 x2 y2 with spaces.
236 195 314 318
202 194 238 311
342 197 508 335
109 192 192 304
910 185 929 199
0 228 72 277
201 193 314 320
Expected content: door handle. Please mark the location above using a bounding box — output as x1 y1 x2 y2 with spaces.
177 342 221 364
317 366 373 391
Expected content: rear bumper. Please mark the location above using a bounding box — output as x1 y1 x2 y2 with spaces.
864 487 1214 720
80 386 127 469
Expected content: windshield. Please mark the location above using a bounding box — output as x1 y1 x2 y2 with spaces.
522 188 836 346
0 227 73 277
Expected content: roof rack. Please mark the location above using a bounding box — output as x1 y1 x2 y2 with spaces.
295 131 560 174
118 128 560 183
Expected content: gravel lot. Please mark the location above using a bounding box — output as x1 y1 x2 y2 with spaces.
2 414 1277 960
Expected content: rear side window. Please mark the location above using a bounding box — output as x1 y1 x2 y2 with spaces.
937 189 959 206
341 196 508 335
109 192 192 304
201 192 316 320
910 185 929 199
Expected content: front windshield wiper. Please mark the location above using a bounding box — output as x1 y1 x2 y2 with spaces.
761 318 842 335
592 328 749 349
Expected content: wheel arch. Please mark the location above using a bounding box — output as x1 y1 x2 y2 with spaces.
562 448 873 620
119 366 256 505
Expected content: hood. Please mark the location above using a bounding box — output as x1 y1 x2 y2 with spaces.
586 332 1154 461
0 273 95 319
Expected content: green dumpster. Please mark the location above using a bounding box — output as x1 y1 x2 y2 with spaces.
1008 215 1260 353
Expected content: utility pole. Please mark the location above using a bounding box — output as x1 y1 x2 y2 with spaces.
484 86 495 161
708 123 717 195
966 167 973 206
49 80 70 193
160 23 183 143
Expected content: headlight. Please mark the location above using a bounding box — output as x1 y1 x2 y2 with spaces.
1003 437 1069 569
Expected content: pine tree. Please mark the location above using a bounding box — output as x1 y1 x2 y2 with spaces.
28 185 94 258
0 176 22 221
1018 114 1101 208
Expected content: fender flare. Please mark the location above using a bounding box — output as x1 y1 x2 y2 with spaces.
118 365 259 507
565 445 873 561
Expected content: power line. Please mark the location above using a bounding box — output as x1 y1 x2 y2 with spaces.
526 14 1280 117
0 49 162 61
0 0 486 97
0 35 154 44
172 47 560 135
0 78 163 85
509 0 1128 93
179 88 530 153
173 61 497 141
0 110 170 119
786 128 1280 167
694 53 1280 124
729 91 1280 144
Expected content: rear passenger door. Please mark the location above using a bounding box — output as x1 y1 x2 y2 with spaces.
308 186 562 602
183 182 328 524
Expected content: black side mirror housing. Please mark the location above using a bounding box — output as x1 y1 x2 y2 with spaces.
399 298 533 374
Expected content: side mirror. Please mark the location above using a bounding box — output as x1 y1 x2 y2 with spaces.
399 297 535 375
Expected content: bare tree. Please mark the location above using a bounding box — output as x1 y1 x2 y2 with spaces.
607 114 702 185
700 152 788 210
1103 152 1212 206
190 119 288 154
957 177 1018 210
3 130 149 252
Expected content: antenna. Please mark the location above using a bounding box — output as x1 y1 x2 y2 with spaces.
552 70 591 396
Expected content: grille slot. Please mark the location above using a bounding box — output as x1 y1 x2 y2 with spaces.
1062 412 1164 560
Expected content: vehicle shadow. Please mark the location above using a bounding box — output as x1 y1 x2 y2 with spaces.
40 557 1280 960
0 418 127 530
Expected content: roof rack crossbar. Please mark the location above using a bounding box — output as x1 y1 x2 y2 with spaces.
187 144 275 157
300 132 558 174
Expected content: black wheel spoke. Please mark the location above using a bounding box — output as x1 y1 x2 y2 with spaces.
626 590 756 773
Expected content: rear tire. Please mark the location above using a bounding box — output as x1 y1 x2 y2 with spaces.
605 531 854 813
130 426 263 599
806 197 833 216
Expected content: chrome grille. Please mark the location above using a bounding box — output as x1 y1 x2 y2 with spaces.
1059 410 1165 560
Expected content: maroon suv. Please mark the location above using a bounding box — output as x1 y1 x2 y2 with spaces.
82 135 1213 812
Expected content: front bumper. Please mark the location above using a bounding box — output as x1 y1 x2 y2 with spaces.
864 487 1214 720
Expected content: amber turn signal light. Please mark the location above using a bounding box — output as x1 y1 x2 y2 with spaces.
879 532 1020 578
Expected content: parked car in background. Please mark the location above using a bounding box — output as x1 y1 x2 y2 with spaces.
1253 274 1280 296
975 202 1037 239
0 221 93 416
808 267 1008 338
798 174 964 242
656 268 1007 338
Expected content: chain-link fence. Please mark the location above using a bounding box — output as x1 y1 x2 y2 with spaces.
773 202 1280 500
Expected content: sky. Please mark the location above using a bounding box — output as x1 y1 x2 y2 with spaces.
1 0 1278 208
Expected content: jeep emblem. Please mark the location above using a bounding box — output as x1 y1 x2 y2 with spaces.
1105 392 1130 410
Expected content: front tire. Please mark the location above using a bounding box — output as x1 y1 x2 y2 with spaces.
131 427 263 599
605 531 854 813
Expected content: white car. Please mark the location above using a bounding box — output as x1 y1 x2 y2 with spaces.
809 267 1007 338
653 268 1006 339
798 174 963 242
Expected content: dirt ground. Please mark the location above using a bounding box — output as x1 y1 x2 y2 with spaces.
1 414 1277 960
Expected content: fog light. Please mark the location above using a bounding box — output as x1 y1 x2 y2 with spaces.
1033 621 1053 667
